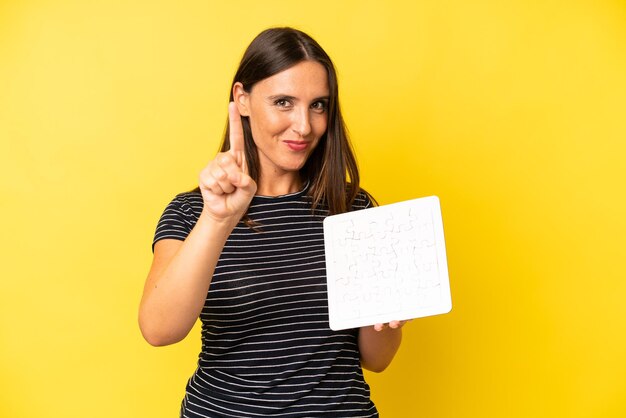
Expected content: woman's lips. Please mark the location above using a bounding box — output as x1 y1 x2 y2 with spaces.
284 141 308 151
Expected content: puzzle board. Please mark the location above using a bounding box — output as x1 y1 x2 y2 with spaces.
323 196 451 331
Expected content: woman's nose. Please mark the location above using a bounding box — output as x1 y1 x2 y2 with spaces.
292 107 312 137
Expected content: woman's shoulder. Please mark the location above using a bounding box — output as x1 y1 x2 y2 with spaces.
173 188 203 203
165 189 204 216
153 189 203 249
351 187 377 211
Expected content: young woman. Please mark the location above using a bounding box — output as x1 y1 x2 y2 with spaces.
139 27 406 417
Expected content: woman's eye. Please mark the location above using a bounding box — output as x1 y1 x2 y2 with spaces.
274 99 291 108
311 101 327 112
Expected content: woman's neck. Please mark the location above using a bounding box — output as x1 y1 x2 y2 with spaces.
255 172 303 197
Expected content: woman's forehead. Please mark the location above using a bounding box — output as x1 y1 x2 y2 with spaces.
253 61 329 98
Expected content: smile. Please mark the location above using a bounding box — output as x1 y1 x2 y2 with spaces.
284 141 309 151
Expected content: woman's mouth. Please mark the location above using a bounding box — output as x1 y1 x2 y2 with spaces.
284 141 309 151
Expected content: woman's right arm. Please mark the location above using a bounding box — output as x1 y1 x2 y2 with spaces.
139 102 255 346
139 216 237 346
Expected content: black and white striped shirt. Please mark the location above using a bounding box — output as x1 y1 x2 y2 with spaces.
153 185 378 417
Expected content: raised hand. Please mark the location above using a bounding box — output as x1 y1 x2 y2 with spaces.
198 102 257 224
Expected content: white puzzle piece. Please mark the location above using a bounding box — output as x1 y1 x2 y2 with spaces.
323 196 452 330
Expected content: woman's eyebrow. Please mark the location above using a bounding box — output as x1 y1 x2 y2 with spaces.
266 94 330 102
267 94 297 101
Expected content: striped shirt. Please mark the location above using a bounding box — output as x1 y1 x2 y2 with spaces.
153 185 378 418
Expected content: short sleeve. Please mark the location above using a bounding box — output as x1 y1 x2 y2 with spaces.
152 192 203 251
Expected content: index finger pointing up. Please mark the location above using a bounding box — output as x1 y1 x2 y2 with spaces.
228 102 245 159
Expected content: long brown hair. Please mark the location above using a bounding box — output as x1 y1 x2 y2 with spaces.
218 27 369 215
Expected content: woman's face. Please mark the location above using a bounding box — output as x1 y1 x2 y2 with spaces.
236 60 329 180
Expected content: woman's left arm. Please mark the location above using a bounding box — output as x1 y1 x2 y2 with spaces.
358 321 408 372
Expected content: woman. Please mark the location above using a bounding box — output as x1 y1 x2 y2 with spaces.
139 27 406 417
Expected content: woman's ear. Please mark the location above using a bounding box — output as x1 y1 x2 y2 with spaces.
232 82 250 116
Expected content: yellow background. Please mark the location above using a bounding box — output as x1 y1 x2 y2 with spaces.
1 1 625 417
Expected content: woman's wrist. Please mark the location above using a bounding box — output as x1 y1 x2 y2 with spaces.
198 208 241 233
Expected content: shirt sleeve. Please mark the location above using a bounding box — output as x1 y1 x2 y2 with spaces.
152 193 201 251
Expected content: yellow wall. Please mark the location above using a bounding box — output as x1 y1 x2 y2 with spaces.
1 1 625 416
